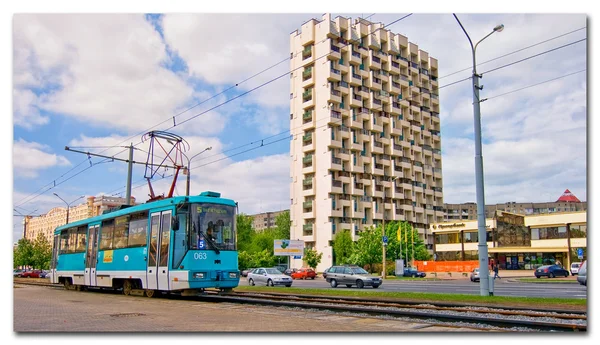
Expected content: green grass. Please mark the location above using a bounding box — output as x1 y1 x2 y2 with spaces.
517 278 578 283
234 285 586 309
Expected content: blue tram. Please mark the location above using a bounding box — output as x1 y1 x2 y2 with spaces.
50 191 240 297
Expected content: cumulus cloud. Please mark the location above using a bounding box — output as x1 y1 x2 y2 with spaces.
13 139 71 178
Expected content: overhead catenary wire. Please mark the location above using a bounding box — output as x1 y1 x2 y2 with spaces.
106 41 588 198
32 14 417 202
439 26 586 80
16 14 414 209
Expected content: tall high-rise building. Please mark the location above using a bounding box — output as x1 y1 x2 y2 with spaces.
289 14 444 271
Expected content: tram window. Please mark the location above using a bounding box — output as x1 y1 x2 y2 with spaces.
68 228 78 253
75 226 87 252
100 219 115 250
113 216 130 249
59 231 70 254
128 212 148 247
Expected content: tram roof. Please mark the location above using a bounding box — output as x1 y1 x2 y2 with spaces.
54 192 236 234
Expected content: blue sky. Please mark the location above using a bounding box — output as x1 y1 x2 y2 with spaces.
10 10 588 243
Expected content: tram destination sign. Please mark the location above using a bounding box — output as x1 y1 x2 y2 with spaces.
274 239 304 256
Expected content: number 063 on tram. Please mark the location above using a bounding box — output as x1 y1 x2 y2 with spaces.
49 191 240 297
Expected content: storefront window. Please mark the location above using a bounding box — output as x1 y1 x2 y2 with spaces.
435 232 460 244
534 226 568 240
463 250 478 260
435 251 461 261
463 231 478 243
496 213 530 247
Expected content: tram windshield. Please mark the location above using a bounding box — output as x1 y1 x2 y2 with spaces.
190 203 236 251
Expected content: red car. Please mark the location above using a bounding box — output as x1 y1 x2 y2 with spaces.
19 270 42 278
291 268 316 280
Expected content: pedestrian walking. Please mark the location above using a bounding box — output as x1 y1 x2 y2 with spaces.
493 264 500 279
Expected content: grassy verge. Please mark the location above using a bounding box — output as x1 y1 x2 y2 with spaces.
234 285 586 310
516 278 578 283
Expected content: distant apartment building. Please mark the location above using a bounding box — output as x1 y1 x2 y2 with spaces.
289 14 444 271
21 195 135 244
251 210 288 232
443 190 586 221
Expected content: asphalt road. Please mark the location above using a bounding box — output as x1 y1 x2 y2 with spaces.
241 277 588 299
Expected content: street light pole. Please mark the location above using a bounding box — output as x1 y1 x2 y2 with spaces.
183 147 212 196
53 193 85 225
453 14 504 297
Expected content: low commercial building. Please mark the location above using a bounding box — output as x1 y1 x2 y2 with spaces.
431 210 586 270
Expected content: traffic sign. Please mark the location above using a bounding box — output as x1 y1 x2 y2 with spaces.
577 248 584 259
383 236 388 244
293 255 301 259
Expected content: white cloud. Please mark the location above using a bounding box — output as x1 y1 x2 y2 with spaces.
13 14 205 133
13 88 49 129
13 139 71 178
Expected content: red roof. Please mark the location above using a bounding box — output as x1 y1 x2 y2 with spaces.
556 189 581 203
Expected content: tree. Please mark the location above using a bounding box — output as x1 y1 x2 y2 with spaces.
303 248 322 269
31 233 52 269
13 238 34 269
349 226 381 273
333 229 353 265
274 211 291 240
236 213 254 252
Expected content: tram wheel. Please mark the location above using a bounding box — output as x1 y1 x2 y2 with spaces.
63 279 73 290
145 289 156 298
123 280 133 296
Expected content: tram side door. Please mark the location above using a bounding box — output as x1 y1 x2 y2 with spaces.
50 235 60 284
85 225 99 286
147 211 172 291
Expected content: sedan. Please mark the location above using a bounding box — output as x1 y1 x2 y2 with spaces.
534 265 569 278
402 267 426 278
470 268 480 282
20 270 42 278
248 267 293 287
241 268 255 277
291 268 316 280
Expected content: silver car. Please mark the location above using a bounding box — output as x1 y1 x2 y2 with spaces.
247 267 293 287
470 268 480 282
325 265 382 289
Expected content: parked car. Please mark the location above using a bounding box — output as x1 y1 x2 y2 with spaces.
470 268 480 282
402 267 426 278
13 269 24 277
570 262 582 275
325 265 382 289
39 270 50 278
247 267 293 287
577 261 587 286
20 270 42 278
322 267 332 279
283 268 296 276
534 265 569 278
241 268 255 277
291 268 316 280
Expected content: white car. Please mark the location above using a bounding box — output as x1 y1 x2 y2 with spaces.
570 262 582 275
247 267 293 287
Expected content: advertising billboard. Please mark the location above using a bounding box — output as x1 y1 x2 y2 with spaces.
274 239 304 256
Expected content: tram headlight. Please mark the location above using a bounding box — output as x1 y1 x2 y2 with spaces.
229 272 237 279
193 272 205 279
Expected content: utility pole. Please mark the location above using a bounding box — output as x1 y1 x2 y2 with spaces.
53 194 85 225
183 147 212 196
125 143 133 205
382 213 386 279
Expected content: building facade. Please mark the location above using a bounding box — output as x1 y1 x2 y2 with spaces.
21 195 135 244
444 191 586 221
290 14 444 271
251 210 288 232
431 210 587 270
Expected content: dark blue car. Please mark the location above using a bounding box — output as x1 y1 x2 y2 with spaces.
534 265 569 278
402 267 426 278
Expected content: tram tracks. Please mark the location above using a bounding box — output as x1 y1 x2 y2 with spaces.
14 279 586 332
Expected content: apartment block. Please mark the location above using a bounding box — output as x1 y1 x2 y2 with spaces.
251 210 288 232
444 190 587 221
289 14 444 271
21 195 135 244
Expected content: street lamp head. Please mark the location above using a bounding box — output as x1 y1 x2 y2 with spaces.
493 24 504 32
207 146 213 151
53 193 59 197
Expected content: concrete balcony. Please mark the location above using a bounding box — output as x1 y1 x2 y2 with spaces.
367 77 383 91
302 163 315 175
329 155 343 171
350 163 364 174
302 140 315 153
328 44 342 61
350 93 362 108
371 140 384 154
373 163 384 176
327 207 343 218
328 67 343 82
368 96 382 110
329 89 342 104
303 208 316 219
351 208 364 219
350 50 361 65
328 180 343 194
339 126 351 140
367 53 382 70
368 120 383 133
388 101 402 115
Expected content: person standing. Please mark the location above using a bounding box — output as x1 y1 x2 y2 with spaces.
493 264 501 280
